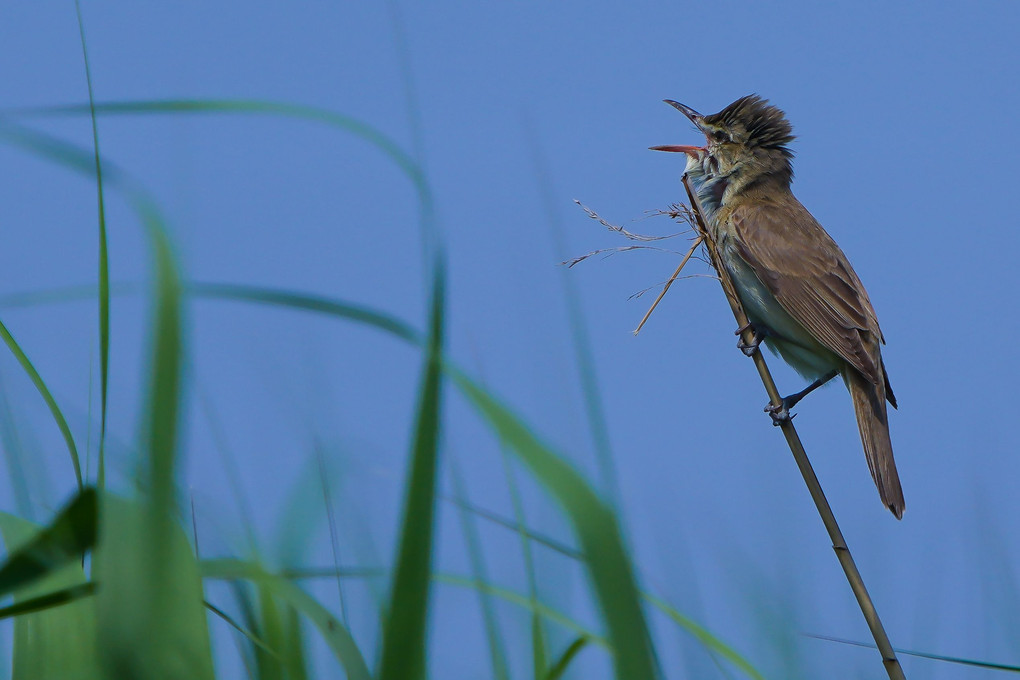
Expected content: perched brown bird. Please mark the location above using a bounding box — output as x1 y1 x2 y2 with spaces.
653 95 904 518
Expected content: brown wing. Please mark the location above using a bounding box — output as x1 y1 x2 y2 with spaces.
728 199 884 386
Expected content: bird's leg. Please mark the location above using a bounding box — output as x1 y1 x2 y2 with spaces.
734 322 764 357
765 370 839 426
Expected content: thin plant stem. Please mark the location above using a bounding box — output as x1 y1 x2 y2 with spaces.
74 0 109 493
632 235 703 335
316 442 348 626
681 174 906 680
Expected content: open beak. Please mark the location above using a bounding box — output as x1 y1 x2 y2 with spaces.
650 99 707 156
649 144 703 156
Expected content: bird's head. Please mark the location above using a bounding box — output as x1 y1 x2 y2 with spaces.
652 95 795 207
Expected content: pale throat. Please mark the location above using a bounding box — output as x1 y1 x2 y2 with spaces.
684 155 737 223
686 153 782 224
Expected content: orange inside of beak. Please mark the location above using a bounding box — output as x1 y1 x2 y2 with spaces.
649 145 704 157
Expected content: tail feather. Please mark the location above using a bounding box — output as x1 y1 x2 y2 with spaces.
846 369 904 519
881 357 897 409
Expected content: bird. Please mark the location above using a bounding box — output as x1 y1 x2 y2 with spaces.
652 95 904 518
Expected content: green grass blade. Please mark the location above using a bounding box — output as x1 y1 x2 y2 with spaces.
255 585 286 680
0 282 139 310
190 283 421 344
448 456 510 680
453 498 766 680
0 582 94 621
450 372 658 680
142 218 183 522
543 636 591 680
385 1 426 166
441 495 581 559
249 564 612 656
274 455 340 565
94 495 215 680
241 586 310 680
277 567 385 580
0 374 38 519
645 594 766 680
809 634 1020 673
434 572 605 648
227 580 262 677
385 0 439 278
531 604 551 680
0 319 82 490
524 123 620 510
218 562 606 651
198 387 260 554
0 489 96 597
0 508 100 679
377 263 445 680
284 604 310 680
475 363 550 678
8 583 98 680
0 279 416 343
315 443 348 625
204 599 283 664
202 558 371 680
495 445 549 679
15 99 423 191
73 0 110 490
210 560 619 672
92 197 216 679
75 182 213 678
12 98 438 252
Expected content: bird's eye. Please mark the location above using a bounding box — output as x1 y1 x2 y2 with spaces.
712 130 729 143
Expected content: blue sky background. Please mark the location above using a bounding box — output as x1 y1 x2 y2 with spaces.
1 2 1019 678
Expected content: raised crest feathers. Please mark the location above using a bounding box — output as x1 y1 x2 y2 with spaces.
705 94 795 156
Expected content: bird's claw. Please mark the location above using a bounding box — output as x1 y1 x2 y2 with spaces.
736 327 763 357
764 402 795 426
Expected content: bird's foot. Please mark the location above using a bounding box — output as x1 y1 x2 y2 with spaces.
763 371 838 425
735 323 764 357
764 400 796 426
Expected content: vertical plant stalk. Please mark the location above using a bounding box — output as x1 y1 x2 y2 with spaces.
75 0 110 491
681 174 906 680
